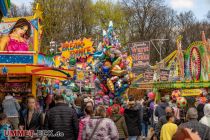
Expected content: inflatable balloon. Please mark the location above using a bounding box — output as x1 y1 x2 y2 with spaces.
69 58 76 66
110 76 119 82
115 84 129 96
102 66 110 75
112 57 122 67
93 51 105 60
54 84 59 89
97 90 105 97
95 96 103 106
176 97 187 108
112 65 121 71
55 80 60 84
100 83 108 93
103 95 110 105
148 92 156 100
111 70 127 76
104 61 112 68
109 92 115 99
110 99 113 105
199 97 207 104
107 78 115 93
171 90 181 100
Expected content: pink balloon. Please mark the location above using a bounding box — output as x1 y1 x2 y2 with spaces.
55 80 60 84
148 92 156 100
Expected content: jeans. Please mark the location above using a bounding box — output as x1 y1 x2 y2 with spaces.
128 136 137 140
141 121 148 137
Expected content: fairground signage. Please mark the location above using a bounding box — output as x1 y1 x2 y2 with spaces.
60 38 94 59
129 41 150 68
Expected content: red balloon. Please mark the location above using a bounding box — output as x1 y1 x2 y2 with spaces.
148 92 155 100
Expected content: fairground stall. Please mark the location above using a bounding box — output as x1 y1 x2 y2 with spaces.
130 33 210 102
0 4 74 102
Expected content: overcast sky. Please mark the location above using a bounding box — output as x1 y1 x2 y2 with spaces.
11 0 210 21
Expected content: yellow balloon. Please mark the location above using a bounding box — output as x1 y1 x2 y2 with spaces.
112 57 122 67
111 70 127 76
107 78 115 93
112 65 121 71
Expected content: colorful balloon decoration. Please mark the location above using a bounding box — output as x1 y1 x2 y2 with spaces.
171 90 181 100
148 92 156 100
92 21 133 100
176 97 187 108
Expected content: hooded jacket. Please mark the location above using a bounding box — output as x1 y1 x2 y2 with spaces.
111 114 128 139
2 95 20 117
155 102 169 119
124 104 141 136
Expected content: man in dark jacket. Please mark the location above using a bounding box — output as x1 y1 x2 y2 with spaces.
124 97 142 140
44 94 79 140
179 107 210 140
155 97 169 119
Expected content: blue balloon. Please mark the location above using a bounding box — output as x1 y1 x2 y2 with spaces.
54 84 59 89
102 66 110 75
93 51 105 60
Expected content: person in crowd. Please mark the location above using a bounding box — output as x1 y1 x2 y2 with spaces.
172 127 201 140
197 99 205 121
155 97 169 119
147 127 158 140
155 106 173 139
0 113 11 140
2 93 20 130
75 93 83 117
160 112 177 140
152 102 159 129
44 94 79 140
179 107 210 140
82 105 119 140
141 101 150 138
107 97 124 117
199 104 210 127
124 97 141 140
78 105 94 140
19 96 43 132
110 105 128 140
19 96 28 114
206 95 210 104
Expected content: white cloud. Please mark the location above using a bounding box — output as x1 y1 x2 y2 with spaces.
170 0 195 9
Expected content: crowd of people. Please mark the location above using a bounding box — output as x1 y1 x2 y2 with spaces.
0 92 210 140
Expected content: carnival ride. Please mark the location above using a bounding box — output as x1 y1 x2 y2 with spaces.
131 32 210 101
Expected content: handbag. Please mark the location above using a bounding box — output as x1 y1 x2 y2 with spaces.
89 119 103 140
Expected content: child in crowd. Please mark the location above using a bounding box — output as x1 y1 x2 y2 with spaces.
0 113 11 140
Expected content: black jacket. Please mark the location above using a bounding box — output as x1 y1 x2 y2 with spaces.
44 103 79 140
124 107 141 136
19 109 43 131
155 102 168 118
